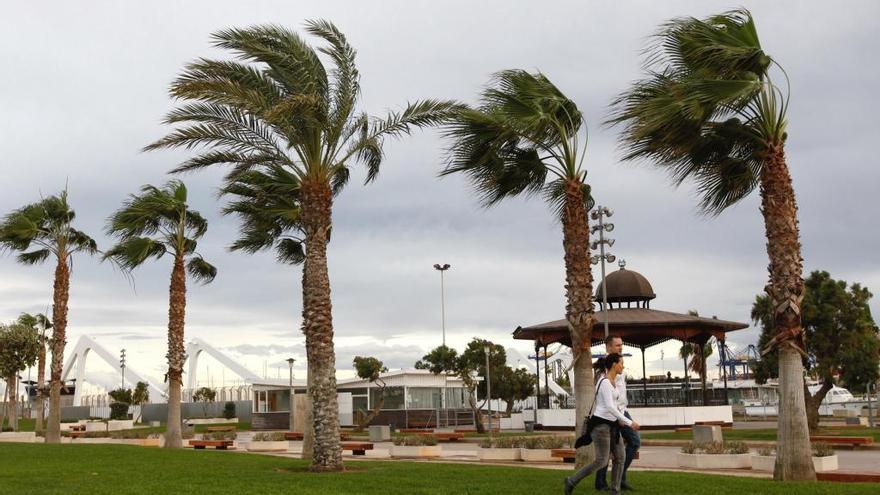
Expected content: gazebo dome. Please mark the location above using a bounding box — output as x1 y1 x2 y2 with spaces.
595 262 656 306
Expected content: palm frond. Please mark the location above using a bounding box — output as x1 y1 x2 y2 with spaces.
16 249 52 265
103 237 167 270
186 256 217 284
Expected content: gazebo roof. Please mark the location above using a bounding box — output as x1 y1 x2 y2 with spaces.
513 308 748 348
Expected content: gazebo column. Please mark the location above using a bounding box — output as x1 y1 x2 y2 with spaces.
640 345 648 407
543 343 549 407
534 341 541 416
682 341 690 407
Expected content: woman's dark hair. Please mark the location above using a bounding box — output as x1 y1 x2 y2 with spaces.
594 352 623 371
604 353 623 370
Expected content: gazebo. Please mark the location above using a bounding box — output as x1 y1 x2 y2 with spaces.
513 262 748 410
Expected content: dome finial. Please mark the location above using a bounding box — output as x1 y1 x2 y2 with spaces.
618 259 626 270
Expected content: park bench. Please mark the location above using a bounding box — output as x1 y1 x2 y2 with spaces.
205 426 236 433
282 431 349 441
69 431 85 439
341 442 374 456
429 432 464 442
551 448 639 464
189 439 235 450
454 428 499 434
399 428 433 434
809 436 874 449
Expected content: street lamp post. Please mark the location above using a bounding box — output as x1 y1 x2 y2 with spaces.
484 344 492 434
433 263 451 427
119 349 126 389
287 358 295 432
590 206 616 338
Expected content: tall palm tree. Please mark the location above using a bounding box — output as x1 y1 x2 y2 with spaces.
104 180 217 449
441 70 596 465
144 21 459 471
16 313 52 431
0 190 98 443
608 9 814 480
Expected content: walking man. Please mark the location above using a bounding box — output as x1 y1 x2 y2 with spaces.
596 335 640 491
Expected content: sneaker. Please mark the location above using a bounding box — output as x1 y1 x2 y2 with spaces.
564 478 575 495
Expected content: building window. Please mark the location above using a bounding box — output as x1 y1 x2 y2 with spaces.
371 386 404 410
407 387 442 409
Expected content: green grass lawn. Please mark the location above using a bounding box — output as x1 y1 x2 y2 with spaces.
1 418 35 432
0 443 876 495
641 427 880 442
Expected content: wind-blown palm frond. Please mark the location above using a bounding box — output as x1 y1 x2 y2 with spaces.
105 180 215 281
186 256 217 284
441 70 591 216
0 190 98 261
608 8 786 215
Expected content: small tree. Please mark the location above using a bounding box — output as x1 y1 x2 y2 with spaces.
495 367 537 415
16 313 51 431
752 270 880 430
352 356 388 431
0 322 40 431
223 402 236 420
108 387 132 420
131 382 150 423
193 387 217 418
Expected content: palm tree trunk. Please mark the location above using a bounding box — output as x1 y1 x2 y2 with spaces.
164 255 187 449
760 145 815 481
36 343 46 432
300 179 343 472
561 180 596 468
46 254 70 444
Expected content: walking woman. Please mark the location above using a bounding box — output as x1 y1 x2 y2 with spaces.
565 353 640 495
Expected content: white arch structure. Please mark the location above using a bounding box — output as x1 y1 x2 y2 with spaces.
61 335 167 406
185 337 261 390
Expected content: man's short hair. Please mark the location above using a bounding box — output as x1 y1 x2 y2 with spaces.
605 335 622 346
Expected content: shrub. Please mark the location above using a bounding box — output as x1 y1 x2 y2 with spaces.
725 441 749 455
205 431 236 441
522 435 572 450
680 442 699 454
757 446 775 457
223 402 236 420
812 442 835 457
479 436 529 449
109 402 130 420
393 434 437 446
252 432 286 442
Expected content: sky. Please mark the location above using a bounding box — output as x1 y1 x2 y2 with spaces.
1 1 878 396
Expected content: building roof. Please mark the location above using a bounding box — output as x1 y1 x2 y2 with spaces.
595 266 656 303
513 308 748 348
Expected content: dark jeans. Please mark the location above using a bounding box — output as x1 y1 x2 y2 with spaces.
595 410 640 488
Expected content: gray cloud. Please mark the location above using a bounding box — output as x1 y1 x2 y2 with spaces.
1 1 877 389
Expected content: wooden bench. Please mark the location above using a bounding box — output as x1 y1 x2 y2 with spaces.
189 440 235 450
551 449 576 463
69 431 85 439
341 442 374 456
205 426 237 433
551 448 639 463
454 428 499 434
809 436 874 449
399 428 433 434
430 432 464 442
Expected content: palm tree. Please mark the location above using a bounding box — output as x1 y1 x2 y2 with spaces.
679 340 713 405
608 9 814 480
144 21 459 471
0 190 98 443
16 313 52 431
104 180 216 449
440 70 596 465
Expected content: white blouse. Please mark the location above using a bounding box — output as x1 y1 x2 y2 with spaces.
593 377 632 426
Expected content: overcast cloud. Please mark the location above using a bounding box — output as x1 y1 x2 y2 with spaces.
1 1 878 394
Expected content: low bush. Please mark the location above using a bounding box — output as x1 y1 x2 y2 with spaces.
479 436 528 449
757 446 775 457
812 442 835 457
109 403 129 421
252 432 286 442
393 434 437 446
223 402 236 420
203 431 236 441
682 441 750 455
522 435 573 450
